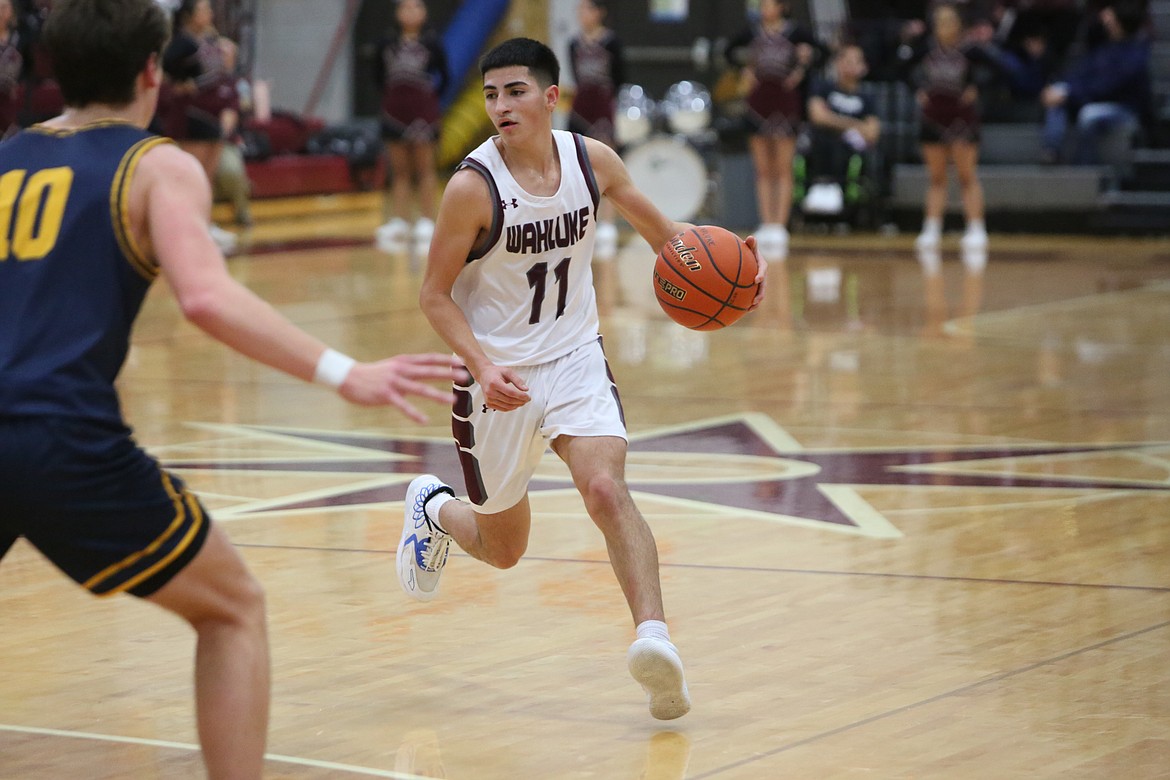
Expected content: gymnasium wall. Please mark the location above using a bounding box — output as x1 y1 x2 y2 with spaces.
252 0 354 122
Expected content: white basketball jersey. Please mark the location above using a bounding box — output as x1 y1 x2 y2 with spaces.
452 130 601 367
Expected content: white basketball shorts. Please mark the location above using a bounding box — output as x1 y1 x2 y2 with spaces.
451 338 627 514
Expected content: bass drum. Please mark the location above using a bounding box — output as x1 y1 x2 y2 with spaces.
622 135 708 222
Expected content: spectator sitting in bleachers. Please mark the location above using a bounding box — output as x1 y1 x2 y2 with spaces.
845 0 928 83
988 22 1055 102
967 12 1057 122
1040 0 1151 165
994 0 1083 64
804 44 883 218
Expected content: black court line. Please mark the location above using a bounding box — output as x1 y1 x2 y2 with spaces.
234 543 1170 594
687 618 1170 779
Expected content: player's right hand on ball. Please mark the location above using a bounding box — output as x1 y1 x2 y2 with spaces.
340 353 469 422
743 234 769 311
479 364 531 412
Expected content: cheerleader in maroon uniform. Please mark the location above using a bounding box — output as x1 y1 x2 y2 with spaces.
161 0 239 253
912 3 987 253
162 1 237 183
726 0 823 256
567 0 625 277
373 0 448 252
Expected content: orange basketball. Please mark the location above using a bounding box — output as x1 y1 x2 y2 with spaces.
653 225 759 330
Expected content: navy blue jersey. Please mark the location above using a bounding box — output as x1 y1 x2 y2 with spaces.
0 121 172 424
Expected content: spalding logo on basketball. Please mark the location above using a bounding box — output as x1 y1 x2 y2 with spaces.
653 225 759 330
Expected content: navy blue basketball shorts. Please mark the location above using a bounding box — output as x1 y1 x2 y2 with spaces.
0 417 210 598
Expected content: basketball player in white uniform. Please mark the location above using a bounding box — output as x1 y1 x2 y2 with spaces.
399 37 767 720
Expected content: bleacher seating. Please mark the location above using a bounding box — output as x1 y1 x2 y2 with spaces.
890 163 1107 212
865 79 1163 229
979 124 1045 164
891 121 1111 215
837 0 1170 233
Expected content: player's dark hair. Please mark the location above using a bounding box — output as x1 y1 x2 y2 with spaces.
44 0 170 107
480 37 560 88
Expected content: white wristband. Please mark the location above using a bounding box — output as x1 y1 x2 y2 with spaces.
313 348 355 389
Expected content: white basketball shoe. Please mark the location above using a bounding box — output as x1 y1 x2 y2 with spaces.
396 474 455 602
628 637 691 720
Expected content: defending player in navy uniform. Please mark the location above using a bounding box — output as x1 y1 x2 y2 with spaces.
403 38 767 721
0 1 463 777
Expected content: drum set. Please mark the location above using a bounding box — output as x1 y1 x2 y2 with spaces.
617 81 718 223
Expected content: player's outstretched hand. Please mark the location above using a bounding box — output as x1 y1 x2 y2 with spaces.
478 364 531 412
340 354 468 422
743 234 769 311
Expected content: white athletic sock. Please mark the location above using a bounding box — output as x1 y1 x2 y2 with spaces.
921 217 942 236
636 619 672 645
424 491 454 533
965 219 985 234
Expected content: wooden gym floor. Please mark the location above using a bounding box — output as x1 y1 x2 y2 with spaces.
2 193 1168 779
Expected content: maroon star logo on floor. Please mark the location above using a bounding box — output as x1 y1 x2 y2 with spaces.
162 416 1169 538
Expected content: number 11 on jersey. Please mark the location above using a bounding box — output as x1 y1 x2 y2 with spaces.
526 257 570 324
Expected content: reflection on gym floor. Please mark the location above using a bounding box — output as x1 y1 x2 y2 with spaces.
599 229 991 346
